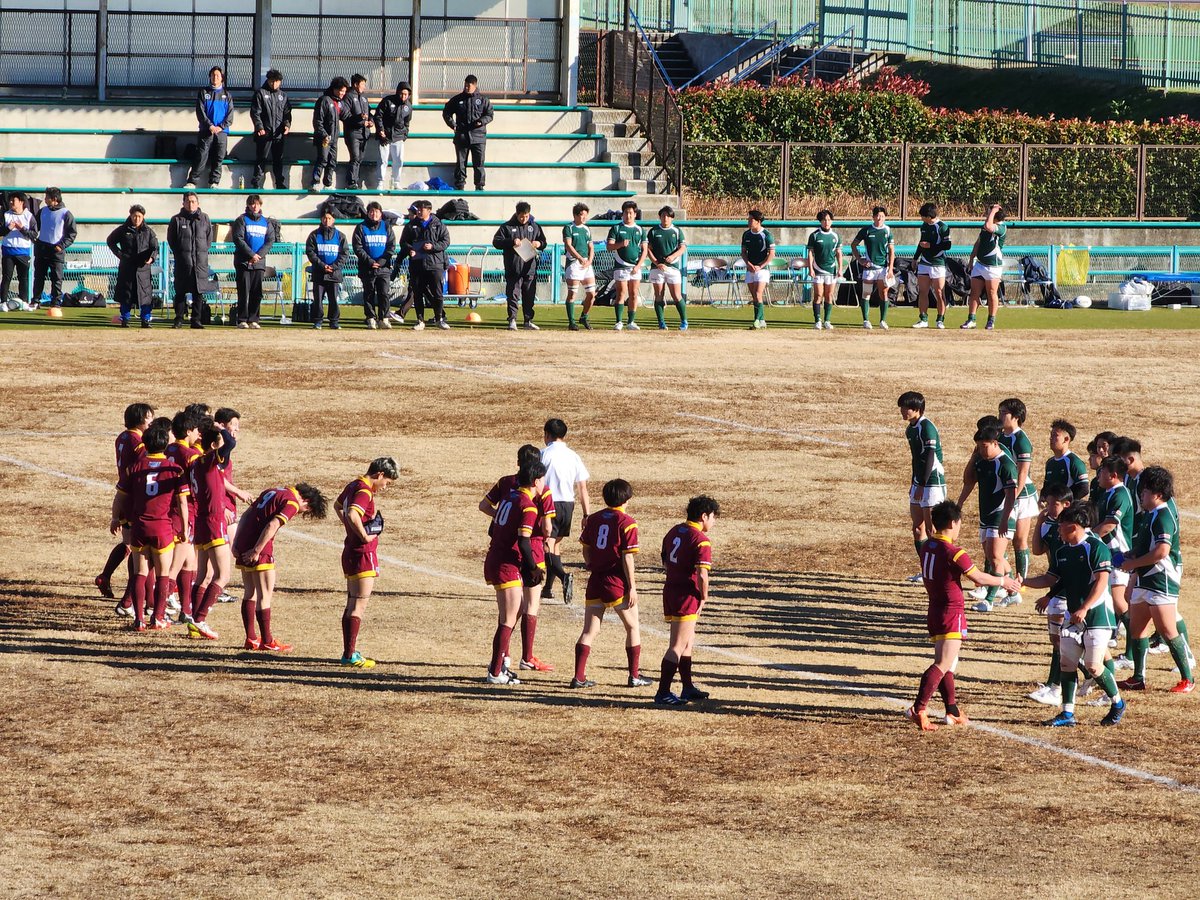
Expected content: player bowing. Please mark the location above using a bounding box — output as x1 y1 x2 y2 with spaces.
188 424 231 640
335 457 398 669
655 496 719 706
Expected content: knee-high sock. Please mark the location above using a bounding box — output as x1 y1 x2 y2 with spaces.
101 542 128 580
1059 670 1078 711
241 596 258 641
823 301 833 323
256 606 273 643
1167 634 1193 682
342 610 361 658
151 573 170 623
811 300 820 324
658 656 678 695
490 625 514 676
547 552 568 583
178 570 196 618
1097 666 1120 699
131 574 148 624
984 560 1000 603
626 644 641 678
674 298 687 325
859 292 869 321
938 670 958 715
915 663 944 713
1016 548 1030 581
196 582 222 622
521 614 537 662
574 642 590 681
654 300 666 328
679 655 694 688
144 570 158 616
1131 636 1151 680
1047 645 1060 686
565 299 575 325
879 298 889 322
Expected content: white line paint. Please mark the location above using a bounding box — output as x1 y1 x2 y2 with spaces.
0 430 113 438
378 351 525 383
675 412 853 448
2 452 1198 795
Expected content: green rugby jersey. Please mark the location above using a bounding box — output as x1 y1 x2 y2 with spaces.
1002 428 1036 498
974 452 1019 528
646 224 685 269
917 220 951 266
1100 483 1135 553
607 222 644 266
906 416 945 487
1051 533 1116 628
852 224 892 267
976 223 1007 266
1132 502 1182 597
741 228 774 266
1040 515 1065 560
1043 451 1088 497
806 227 840 274
563 223 592 260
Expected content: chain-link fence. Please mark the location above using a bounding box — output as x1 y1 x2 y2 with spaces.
419 17 561 100
272 15 412 94
105 12 255 91
0 9 98 90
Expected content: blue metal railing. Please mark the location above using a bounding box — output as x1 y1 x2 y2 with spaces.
629 9 678 89
729 22 817 84
780 25 856 80
678 20 780 90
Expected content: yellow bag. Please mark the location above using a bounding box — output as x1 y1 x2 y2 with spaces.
1056 247 1090 286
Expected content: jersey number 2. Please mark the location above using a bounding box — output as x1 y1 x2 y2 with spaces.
669 536 682 563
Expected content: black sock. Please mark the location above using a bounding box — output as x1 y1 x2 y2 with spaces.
548 552 568 582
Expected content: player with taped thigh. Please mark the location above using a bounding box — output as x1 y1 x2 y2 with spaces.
1027 486 1073 705
956 424 1018 614
999 397 1038 604
849 206 894 329
912 202 951 330
962 204 1007 330
806 209 841 330
188 424 230 640
562 202 595 331
646 205 688 331
899 391 946 580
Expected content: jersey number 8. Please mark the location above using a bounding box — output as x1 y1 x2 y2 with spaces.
595 523 611 550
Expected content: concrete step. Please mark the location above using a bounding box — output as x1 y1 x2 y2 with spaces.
617 165 666 181
587 107 636 126
603 135 651 154
0 104 592 135
605 150 658 168
0 159 619 192
619 178 671 194
0 131 604 164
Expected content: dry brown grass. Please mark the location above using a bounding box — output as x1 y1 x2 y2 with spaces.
682 189 986 220
2 327 1200 898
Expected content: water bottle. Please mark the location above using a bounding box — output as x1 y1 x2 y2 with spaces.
239 176 245 190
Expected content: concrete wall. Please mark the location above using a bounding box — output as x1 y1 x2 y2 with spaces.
676 31 772 80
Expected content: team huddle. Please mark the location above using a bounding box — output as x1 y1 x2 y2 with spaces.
93 408 721 704
900 391 1195 730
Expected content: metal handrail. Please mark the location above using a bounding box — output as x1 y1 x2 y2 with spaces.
677 20 779 90
780 25 856 80
729 22 817 85
629 9 677 89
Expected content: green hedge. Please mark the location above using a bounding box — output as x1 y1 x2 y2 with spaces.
677 80 1200 217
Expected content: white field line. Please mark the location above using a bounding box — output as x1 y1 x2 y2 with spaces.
675 412 853 448
378 351 525 382
0 430 114 437
2 452 1198 795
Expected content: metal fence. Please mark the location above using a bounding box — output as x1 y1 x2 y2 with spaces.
0 9 98 89
105 12 255 92
419 17 562 100
272 15 411 94
682 141 1200 220
585 0 1200 91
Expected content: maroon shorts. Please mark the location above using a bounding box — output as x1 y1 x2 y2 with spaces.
663 587 701 622
235 538 276 571
531 536 546 566
484 549 521 589
585 571 627 609
342 543 379 579
131 521 175 554
927 606 967 642
193 516 228 550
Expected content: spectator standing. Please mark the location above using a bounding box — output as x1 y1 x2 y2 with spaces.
229 193 275 329
540 417 592 604
343 74 372 191
250 68 292 190
1 192 35 307
31 187 76 309
374 81 412 191
306 206 349 330
492 201 546 331
400 199 451 330
107 204 159 328
352 201 396 330
442 74 493 191
187 66 234 189
311 77 349 193
166 191 214 329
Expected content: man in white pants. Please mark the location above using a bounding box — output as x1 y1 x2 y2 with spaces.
373 82 413 191
540 417 592 604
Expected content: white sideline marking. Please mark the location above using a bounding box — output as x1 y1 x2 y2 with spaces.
378 351 525 382
3 452 1198 795
0 430 113 438
675 412 853 448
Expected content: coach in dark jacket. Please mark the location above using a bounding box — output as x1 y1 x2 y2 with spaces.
352 201 396 329
230 194 275 329
166 191 214 329
250 69 292 190
311 77 349 192
442 75 494 191
400 199 451 330
343 74 372 190
492 201 546 329
107 205 159 328
305 206 350 330
374 81 412 191
188 66 234 188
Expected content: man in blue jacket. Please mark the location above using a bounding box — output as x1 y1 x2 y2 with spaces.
188 66 234 189
230 194 275 329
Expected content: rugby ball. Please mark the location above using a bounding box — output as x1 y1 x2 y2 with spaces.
1074 295 1093 308
465 311 482 324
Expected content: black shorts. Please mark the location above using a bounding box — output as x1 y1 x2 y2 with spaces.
551 501 575 539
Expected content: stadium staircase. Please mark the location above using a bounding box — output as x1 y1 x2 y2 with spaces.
646 33 698 88
0 99 681 245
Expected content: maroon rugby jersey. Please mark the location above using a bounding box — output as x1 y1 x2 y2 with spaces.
486 487 539 558
579 506 639 576
165 439 202 533
919 535 976 611
189 450 226 523
115 428 144 479
117 453 187 531
661 521 713 597
232 486 302 557
337 477 378 552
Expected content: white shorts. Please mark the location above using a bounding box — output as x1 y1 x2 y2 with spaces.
971 262 1004 282
1109 568 1131 587
1059 621 1111 672
1014 494 1040 520
909 483 946 508
612 266 641 282
980 522 1016 542
811 270 838 286
648 267 682 286
860 266 891 283
565 261 595 283
1130 586 1177 607
1046 595 1068 621
916 263 946 279
745 269 771 284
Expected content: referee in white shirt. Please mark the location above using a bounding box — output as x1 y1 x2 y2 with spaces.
540 418 592 603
